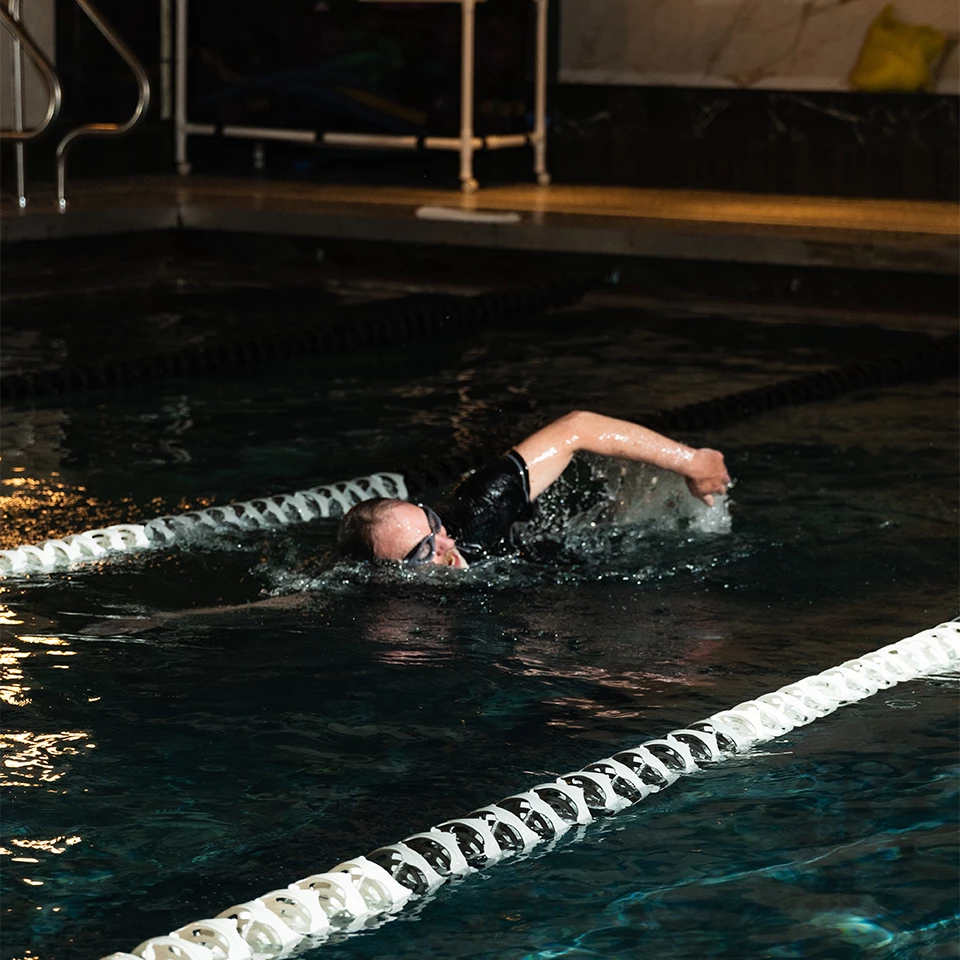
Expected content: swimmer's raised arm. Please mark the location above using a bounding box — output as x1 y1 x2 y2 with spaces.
512 410 730 505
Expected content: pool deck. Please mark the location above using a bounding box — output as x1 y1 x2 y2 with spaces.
1 176 957 276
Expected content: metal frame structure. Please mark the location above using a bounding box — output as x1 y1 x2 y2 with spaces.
0 0 62 207
174 0 550 193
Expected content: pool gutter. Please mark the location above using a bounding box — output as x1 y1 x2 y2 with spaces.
2 175 957 276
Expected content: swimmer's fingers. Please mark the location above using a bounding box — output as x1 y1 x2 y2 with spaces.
684 473 729 505
684 449 731 505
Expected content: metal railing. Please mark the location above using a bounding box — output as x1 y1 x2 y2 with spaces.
54 0 151 207
0 0 62 207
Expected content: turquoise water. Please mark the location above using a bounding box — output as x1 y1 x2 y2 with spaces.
1 304 957 959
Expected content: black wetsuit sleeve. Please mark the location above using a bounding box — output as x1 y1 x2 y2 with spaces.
434 450 533 561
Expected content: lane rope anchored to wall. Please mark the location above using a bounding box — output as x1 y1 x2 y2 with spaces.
99 619 959 959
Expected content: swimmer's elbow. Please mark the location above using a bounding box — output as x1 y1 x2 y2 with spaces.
556 409 594 433
558 409 604 445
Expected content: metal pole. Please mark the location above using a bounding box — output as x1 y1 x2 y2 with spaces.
159 0 172 121
55 0 151 207
10 0 26 205
174 0 189 173
533 0 550 186
0 0 63 170
459 0 477 193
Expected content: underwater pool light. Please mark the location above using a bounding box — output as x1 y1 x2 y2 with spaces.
100 619 959 960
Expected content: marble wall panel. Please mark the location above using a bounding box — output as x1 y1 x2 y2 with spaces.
560 0 960 94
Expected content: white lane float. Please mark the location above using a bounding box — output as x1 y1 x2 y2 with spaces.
100 620 958 959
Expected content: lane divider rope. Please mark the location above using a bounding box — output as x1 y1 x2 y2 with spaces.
0 473 407 577
7 331 955 579
0 276 598 403
100 619 959 960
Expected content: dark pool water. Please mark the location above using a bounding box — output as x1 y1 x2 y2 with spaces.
1 303 957 959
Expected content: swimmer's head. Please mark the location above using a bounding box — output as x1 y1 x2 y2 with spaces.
337 498 468 568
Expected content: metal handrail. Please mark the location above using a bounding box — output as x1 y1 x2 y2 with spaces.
55 0 151 208
0 1 62 207
0 4 62 141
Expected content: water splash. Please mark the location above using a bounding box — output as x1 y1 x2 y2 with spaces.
262 458 734 597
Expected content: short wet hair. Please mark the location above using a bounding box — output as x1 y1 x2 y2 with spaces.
336 497 399 560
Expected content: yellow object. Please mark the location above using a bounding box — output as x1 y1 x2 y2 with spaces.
849 5 946 92
334 86 428 128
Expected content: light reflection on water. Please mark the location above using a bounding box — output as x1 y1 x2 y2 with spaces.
2 836 82 856
0 475 92 550
0 730 93 788
1 633 79 708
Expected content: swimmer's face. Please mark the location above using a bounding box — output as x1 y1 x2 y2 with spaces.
371 502 468 569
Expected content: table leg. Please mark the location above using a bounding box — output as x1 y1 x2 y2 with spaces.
459 0 478 193
533 0 550 186
175 0 191 175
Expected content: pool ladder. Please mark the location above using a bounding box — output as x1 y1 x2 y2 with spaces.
0 0 61 207
0 0 150 208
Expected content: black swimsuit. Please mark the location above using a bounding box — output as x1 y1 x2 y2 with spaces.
433 450 533 563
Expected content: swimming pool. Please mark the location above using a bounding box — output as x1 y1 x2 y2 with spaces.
2 299 957 959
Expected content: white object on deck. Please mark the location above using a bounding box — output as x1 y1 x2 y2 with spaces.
415 205 522 224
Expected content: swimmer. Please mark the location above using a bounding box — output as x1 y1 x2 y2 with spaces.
337 410 730 569
81 411 728 634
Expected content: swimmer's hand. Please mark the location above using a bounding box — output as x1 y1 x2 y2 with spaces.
683 448 731 507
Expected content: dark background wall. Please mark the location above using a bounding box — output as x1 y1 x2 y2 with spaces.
4 0 958 200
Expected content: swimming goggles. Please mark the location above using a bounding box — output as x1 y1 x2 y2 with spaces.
403 505 444 566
